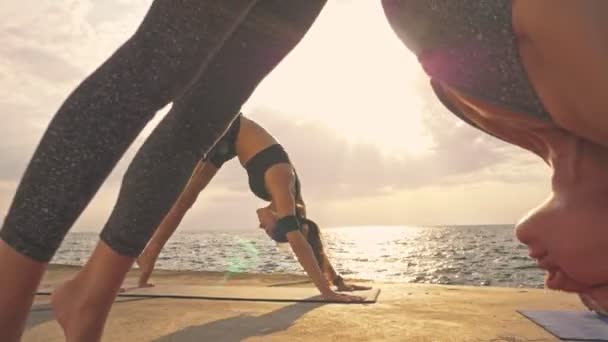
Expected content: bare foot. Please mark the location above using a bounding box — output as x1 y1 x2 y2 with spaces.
516 133 608 292
516 190 608 291
51 279 109 342
580 287 608 316
135 254 156 288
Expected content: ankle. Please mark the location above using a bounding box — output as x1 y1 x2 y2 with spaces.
60 281 119 314
69 240 133 294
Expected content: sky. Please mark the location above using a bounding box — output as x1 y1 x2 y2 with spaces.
0 1 552 232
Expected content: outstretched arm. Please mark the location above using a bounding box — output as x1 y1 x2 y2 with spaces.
286 213 368 296
318 249 340 286
266 166 360 301
268 177 331 295
321 250 371 292
295 189 350 287
300 217 372 292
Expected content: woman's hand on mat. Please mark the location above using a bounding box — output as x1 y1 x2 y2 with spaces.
336 283 372 292
322 290 364 302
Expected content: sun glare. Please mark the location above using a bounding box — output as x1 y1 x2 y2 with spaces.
244 1 433 158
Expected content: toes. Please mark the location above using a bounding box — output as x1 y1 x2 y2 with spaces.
546 270 589 292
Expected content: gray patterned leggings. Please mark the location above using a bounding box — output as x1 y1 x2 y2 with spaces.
0 0 326 262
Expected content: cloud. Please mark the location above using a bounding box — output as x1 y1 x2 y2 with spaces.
223 106 550 201
0 98 548 213
2 45 84 84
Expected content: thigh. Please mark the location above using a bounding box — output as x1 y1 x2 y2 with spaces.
168 0 327 153
174 0 327 103
124 0 259 101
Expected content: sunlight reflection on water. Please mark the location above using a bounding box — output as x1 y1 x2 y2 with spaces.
53 225 544 288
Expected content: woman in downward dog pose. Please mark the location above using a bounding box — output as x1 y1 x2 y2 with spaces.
136 113 370 300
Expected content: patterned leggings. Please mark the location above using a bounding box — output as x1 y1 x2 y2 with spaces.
0 0 326 261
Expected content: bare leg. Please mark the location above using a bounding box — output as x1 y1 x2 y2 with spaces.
425 85 606 292
51 241 132 342
512 0 608 303
514 0 608 148
0 240 46 342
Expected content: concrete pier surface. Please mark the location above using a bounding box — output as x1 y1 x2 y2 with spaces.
24 265 585 342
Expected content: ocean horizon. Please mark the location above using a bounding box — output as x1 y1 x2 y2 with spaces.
52 224 545 288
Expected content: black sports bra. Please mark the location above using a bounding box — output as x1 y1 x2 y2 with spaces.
244 144 300 202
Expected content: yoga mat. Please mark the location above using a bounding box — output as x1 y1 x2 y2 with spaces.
38 285 380 304
519 310 608 341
